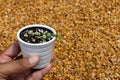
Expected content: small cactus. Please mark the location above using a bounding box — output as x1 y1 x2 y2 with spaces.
20 27 60 43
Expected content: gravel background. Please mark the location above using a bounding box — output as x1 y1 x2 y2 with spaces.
0 0 120 80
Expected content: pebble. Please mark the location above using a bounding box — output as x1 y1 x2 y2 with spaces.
0 0 120 80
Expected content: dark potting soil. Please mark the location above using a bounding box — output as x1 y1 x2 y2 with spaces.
20 27 54 43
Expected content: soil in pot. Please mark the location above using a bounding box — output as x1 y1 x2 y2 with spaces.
20 27 54 43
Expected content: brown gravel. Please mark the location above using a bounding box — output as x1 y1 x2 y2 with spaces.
0 0 120 80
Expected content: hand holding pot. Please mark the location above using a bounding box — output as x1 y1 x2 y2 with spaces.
17 24 56 69
0 41 56 80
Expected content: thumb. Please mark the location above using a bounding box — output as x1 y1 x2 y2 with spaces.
0 55 40 76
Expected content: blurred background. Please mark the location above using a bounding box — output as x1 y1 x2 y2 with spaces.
0 0 120 80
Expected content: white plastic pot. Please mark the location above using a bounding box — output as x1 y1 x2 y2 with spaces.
17 24 56 69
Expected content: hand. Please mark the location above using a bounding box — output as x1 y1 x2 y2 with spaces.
0 41 56 80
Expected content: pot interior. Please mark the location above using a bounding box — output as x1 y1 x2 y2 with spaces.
19 26 55 43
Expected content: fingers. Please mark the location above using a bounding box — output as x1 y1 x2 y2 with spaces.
0 55 40 76
26 64 52 80
15 53 56 62
2 40 21 58
24 53 55 80
9 73 25 80
51 53 56 62
0 55 12 63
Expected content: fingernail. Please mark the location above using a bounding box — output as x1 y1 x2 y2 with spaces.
28 77 33 80
29 56 39 64
46 64 52 69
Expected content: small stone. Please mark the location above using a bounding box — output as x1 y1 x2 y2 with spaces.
32 38 35 42
107 11 111 14
44 31 48 34
39 41 42 43
1 1 120 79
117 43 120 48
117 40 120 43
38 29 43 33
27 41 30 43
24 33 28 37
48 38 51 40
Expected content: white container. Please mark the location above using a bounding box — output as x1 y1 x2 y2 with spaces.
17 24 56 69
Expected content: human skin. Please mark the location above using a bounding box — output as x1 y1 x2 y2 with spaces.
0 40 56 80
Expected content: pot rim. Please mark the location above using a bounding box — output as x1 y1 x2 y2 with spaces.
17 24 56 46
